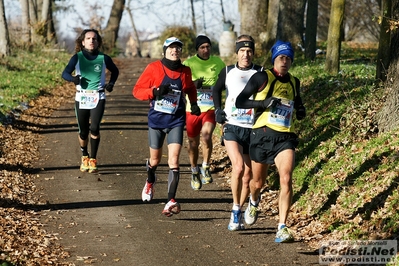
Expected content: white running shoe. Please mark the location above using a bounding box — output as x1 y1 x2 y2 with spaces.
162 199 181 217
141 180 154 202
228 210 244 231
244 201 258 225
275 226 294 243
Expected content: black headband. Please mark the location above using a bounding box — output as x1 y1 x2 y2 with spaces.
235 40 255 53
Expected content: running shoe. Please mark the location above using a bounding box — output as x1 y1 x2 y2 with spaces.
162 199 181 217
88 158 98 173
275 226 294 243
244 200 258 225
228 210 244 231
141 180 154 202
200 166 213 184
80 156 89 172
191 172 202 190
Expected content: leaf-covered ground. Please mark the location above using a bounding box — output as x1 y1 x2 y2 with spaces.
0 84 75 265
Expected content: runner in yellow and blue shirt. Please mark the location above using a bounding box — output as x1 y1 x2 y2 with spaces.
236 40 306 243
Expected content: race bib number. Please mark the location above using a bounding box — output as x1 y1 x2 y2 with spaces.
78 90 99 109
154 89 181 114
268 99 294 127
197 88 213 108
230 107 253 124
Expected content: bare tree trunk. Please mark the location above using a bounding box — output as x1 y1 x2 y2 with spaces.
28 0 39 43
19 0 31 43
45 0 57 44
103 0 126 53
325 0 345 75
376 0 392 81
220 0 226 22
305 0 318 60
264 0 279 51
376 0 399 132
376 59 399 133
0 0 10 56
18 0 55 45
125 1 142 57
278 0 306 45
41 0 49 23
190 0 197 34
238 0 267 44
35 0 52 44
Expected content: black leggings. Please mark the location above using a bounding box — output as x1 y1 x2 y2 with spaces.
75 100 106 140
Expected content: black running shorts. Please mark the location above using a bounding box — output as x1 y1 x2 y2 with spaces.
249 126 299 164
222 124 252 154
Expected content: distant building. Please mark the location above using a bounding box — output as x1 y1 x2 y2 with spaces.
124 32 163 58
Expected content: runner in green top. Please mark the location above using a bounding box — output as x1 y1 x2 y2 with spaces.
62 29 119 174
183 35 225 190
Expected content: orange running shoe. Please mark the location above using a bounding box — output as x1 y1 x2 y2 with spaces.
88 158 98 173
80 156 89 172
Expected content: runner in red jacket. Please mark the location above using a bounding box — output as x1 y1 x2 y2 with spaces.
133 37 200 217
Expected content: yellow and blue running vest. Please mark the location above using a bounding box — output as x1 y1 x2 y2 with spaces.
253 69 298 132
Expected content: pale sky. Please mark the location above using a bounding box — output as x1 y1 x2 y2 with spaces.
4 0 240 41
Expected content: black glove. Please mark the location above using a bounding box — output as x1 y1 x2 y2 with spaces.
296 105 306 120
261 97 281 109
193 78 203 90
73 75 81 85
104 83 114 92
153 84 171 98
215 108 227 124
190 103 201 116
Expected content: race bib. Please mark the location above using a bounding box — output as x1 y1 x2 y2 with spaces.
197 87 213 108
78 90 100 109
154 89 181 114
230 106 253 124
268 99 294 127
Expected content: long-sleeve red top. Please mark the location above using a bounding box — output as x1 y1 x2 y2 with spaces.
133 60 197 128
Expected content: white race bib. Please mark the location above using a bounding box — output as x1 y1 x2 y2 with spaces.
78 90 100 109
154 89 181 114
230 106 254 124
197 88 213 108
268 99 294 127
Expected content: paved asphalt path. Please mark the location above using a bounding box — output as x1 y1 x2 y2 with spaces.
35 58 320 266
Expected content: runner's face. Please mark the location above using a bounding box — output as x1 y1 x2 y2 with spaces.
165 44 182 61
82 31 99 51
237 47 253 68
273 55 292 75
197 43 211 60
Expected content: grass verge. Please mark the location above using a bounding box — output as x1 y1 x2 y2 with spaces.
0 47 71 122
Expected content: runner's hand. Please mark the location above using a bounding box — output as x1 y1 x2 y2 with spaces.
296 105 306 120
190 103 201 116
215 108 227 124
104 83 114 92
193 78 203 90
73 75 81 85
153 84 171 98
261 97 281 109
